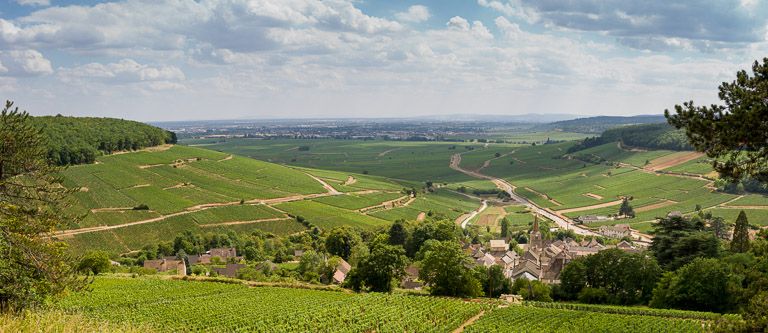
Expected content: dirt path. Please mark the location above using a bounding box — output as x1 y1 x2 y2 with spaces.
218 154 233 162
476 150 515 172
90 207 136 213
199 217 292 227
555 199 624 214
304 173 341 195
378 148 401 157
358 195 410 213
459 200 488 229
525 187 562 206
452 310 485 333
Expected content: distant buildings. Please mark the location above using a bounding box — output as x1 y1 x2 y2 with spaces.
598 224 631 239
144 258 186 276
332 259 352 284
468 217 640 285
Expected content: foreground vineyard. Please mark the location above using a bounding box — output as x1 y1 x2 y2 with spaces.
56 277 721 332
59 277 486 332
464 306 707 333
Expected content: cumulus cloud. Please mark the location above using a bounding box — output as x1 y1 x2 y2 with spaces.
15 0 50 6
0 50 53 76
59 59 185 84
395 5 431 23
480 0 768 50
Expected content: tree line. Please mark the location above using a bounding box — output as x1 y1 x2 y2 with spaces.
32 115 177 165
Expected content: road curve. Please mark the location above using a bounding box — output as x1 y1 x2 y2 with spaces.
450 153 599 237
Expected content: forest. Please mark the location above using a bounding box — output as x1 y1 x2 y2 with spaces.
568 123 691 153
32 115 176 165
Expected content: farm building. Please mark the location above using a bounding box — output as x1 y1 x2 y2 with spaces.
213 263 246 278
599 224 631 238
489 239 508 252
144 259 186 275
332 259 352 284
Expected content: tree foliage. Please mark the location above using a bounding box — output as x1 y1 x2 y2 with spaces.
650 258 734 312
618 198 635 218
558 249 661 305
419 241 481 297
347 236 408 293
0 101 85 311
731 210 750 253
32 115 176 166
650 216 720 270
666 58 768 182
324 226 362 260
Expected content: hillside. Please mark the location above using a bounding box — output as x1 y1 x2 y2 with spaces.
540 115 666 133
57 144 482 254
568 123 692 153
32 116 177 165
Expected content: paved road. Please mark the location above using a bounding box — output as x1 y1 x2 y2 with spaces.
450 153 600 237
459 200 488 229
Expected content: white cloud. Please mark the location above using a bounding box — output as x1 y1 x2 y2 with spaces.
15 0 50 6
0 50 52 76
59 59 185 84
447 16 470 31
395 5 431 23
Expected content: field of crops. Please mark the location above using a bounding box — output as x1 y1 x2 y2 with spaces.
59 277 487 332
187 138 486 182
55 277 721 333
58 145 425 254
464 305 707 333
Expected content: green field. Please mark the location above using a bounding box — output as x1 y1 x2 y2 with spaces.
464 305 708 333
59 276 487 332
187 138 768 230
186 138 491 182
58 145 439 254
55 276 718 332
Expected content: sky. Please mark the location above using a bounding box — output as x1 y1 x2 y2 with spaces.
0 0 767 121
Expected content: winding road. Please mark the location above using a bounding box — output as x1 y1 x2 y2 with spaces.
450 153 599 237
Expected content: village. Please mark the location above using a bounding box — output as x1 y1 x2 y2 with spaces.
143 215 642 289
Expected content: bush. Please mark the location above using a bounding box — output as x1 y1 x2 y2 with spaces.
578 287 609 304
133 204 149 210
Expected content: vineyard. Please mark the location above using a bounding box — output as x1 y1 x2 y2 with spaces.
464 305 708 333
59 277 487 332
52 276 726 332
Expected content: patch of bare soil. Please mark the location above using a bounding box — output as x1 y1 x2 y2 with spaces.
635 199 678 212
556 199 624 214
646 152 704 171
583 193 603 200
416 212 426 221
343 176 357 186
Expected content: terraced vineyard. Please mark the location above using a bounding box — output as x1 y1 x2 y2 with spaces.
194 138 768 232
59 144 486 254
59 277 488 332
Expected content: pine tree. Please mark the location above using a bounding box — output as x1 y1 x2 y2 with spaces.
618 198 635 218
731 210 750 253
500 218 510 239
0 101 86 311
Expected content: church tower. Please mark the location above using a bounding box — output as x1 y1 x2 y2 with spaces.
530 215 542 250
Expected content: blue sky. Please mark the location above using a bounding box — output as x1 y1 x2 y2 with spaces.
0 0 767 121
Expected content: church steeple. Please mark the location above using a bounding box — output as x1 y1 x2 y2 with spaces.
530 215 542 250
